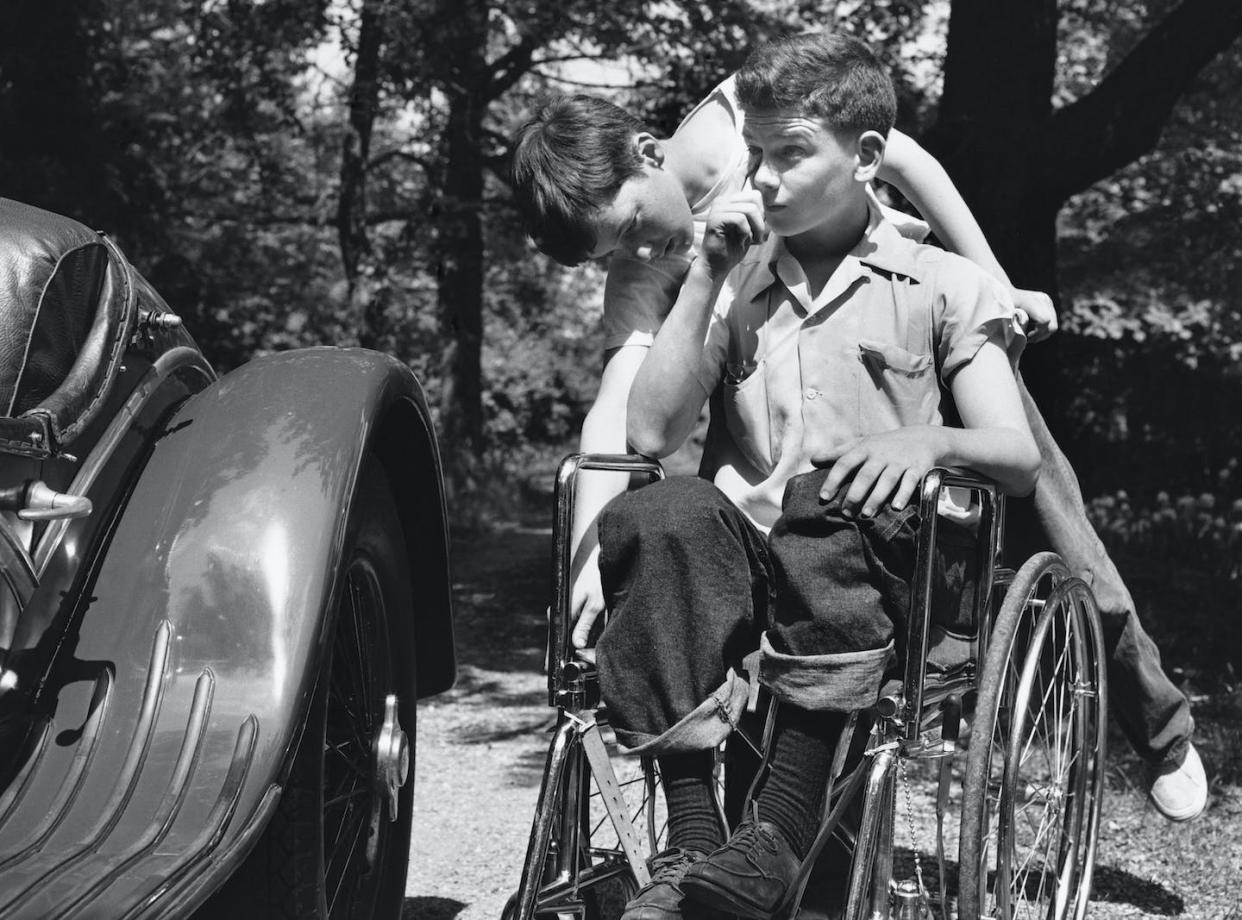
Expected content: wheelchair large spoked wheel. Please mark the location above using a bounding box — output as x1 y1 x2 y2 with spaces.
959 553 1107 920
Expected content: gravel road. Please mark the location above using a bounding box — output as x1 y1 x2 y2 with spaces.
399 509 1242 920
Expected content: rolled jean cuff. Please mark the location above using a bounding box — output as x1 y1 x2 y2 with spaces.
612 667 753 755
759 633 894 712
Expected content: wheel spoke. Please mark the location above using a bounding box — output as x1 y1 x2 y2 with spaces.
327 803 371 914
319 556 396 918
326 787 372 811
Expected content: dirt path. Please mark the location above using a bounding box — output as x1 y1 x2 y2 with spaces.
404 523 556 920
402 513 1242 920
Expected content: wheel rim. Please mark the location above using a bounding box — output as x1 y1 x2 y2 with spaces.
988 580 1095 919
323 555 396 918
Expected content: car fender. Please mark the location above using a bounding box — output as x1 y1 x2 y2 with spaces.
0 347 454 918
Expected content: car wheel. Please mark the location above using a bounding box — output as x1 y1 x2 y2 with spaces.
199 456 416 919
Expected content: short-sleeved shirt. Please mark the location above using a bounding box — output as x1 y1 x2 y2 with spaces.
601 77 930 353
694 191 1026 529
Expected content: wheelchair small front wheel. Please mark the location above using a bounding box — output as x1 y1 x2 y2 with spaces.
959 553 1106 920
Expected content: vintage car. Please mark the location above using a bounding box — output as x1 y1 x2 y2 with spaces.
0 198 455 918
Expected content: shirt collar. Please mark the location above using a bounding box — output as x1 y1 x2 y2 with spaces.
854 186 924 281
731 186 924 308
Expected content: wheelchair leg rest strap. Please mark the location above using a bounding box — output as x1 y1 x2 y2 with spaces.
581 722 652 886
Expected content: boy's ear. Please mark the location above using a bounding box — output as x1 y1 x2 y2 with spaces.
633 132 665 168
854 130 886 182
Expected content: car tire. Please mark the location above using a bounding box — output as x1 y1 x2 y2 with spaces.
197 455 416 920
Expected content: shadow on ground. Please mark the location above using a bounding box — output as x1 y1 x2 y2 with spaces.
451 524 553 674
1092 864 1184 915
404 896 468 920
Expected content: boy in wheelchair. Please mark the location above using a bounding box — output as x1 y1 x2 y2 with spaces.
600 32 1040 920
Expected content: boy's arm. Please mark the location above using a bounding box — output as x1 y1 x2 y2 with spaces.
625 259 721 457
628 187 766 457
565 345 646 647
565 250 693 645
814 338 1040 515
880 129 1057 342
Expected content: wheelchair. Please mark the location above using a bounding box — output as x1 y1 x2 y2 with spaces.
506 453 1108 920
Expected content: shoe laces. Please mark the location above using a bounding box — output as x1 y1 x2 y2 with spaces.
647 847 704 885
719 804 779 855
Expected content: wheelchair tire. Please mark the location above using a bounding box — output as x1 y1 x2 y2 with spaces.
958 553 1106 920
197 456 416 920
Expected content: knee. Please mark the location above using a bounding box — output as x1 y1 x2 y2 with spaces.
601 477 734 547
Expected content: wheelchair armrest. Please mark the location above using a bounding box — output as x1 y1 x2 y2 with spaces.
902 468 1006 740
547 453 664 705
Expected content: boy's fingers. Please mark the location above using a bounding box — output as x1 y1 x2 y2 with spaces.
571 605 602 649
861 467 902 518
890 469 921 512
819 449 861 499
843 459 885 511
715 210 756 246
744 207 768 242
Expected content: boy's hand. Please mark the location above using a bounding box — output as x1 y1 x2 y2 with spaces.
812 427 947 517
570 543 606 648
701 188 766 277
1012 287 1057 343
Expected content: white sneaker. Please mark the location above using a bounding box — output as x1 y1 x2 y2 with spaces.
1149 742 1207 821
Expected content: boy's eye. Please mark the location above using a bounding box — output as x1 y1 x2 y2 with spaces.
779 145 805 160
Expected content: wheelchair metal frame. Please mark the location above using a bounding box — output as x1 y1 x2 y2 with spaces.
512 454 1106 920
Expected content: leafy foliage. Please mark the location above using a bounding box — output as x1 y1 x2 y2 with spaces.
0 0 1239 520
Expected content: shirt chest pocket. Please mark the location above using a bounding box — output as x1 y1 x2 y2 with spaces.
723 364 774 475
857 339 939 427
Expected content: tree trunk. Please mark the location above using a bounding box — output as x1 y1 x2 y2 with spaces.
434 0 488 465
336 0 386 348
927 0 1058 289
926 0 1242 423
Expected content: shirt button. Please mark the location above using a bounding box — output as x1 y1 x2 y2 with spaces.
805 388 820 400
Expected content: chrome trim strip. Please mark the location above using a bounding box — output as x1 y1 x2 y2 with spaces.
57 668 216 920
0 521 37 602
126 716 265 920
33 346 214 575
0 668 114 865
0 620 170 912
0 717 52 830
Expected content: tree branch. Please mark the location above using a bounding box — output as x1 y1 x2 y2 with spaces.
1045 0 1242 199
487 34 541 101
530 68 640 90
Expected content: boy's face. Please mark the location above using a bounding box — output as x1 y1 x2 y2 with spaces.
586 162 694 262
742 109 878 241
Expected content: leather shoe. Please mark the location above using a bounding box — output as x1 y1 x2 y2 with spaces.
680 821 799 920
621 848 707 920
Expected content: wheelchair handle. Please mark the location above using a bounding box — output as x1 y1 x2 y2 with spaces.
549 453 665 706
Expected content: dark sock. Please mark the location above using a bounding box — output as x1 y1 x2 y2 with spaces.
659 750 724 855
754 704 845 858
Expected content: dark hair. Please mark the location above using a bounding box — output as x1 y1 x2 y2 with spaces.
734 32 896 136
510 95 647 266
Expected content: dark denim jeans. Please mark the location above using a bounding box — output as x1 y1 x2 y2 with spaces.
1015 375 1192 767
596 477 772 752
595 472 971 750
600 395 1193 768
